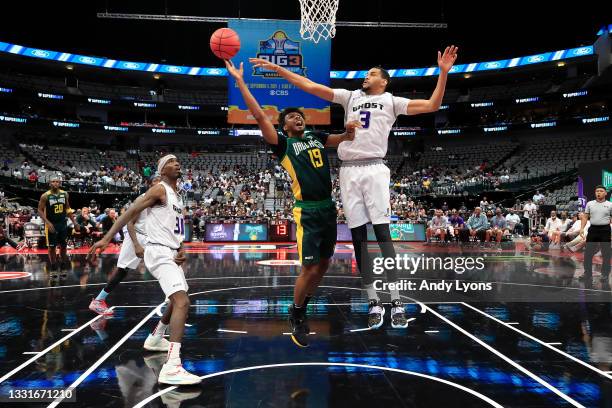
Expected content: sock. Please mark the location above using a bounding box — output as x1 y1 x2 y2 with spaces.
152 321 168 339
167 342 181 366
365 284 379 302
95 289 109 301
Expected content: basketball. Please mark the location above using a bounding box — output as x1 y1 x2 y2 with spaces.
210 28 241 60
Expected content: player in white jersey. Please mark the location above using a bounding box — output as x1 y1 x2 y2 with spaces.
89 175 162 316
89 155 200 385
251 46 458 329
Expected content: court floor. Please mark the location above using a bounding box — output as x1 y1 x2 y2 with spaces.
0 242 611 407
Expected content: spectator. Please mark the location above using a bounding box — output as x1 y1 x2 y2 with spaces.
448 209 465 240
465 207 489 242
533 190 545 204
544 211 563 248
487 208 508 248
426 209 448 243
505 209 524 236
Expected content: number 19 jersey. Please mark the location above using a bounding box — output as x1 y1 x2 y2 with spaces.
271 131 332 203
145 181 184 249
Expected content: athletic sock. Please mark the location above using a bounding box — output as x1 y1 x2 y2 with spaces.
166 342 181 366
95 289 109 301
365 284 379 302
152 321 168 339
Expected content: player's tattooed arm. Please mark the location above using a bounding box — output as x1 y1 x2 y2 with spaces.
325 120 362 147
225 60 278 145
249 57 335 102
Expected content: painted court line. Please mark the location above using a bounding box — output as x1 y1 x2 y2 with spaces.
217 329 248 334
47 304 162 408
0 310 110 384
424 330 440 334
132 362 504 408
461 302 612 381
0 275 361 294
427 306 585 407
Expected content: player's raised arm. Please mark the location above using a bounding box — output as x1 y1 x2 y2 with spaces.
249 58 335 102
406 46 459 116
225 60 279 145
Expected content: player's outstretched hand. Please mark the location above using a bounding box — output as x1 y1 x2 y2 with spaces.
224 60 244 81
438 45 459 73
345 120 363 141
249 58 280 72
87 237 110 261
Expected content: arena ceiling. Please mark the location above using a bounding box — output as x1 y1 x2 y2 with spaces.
0 0 606 71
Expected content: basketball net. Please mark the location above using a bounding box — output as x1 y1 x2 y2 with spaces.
299 0 339 43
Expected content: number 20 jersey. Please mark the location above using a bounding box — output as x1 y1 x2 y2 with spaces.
332 89 411 161
145 181 184 249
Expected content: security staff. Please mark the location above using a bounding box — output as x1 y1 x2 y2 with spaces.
580 185 612 282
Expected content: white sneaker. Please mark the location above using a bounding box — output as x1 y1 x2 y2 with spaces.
158 363 202 385
367 300 385 329
144 334 170 352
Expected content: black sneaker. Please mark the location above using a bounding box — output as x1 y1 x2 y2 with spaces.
289 305 309 348
367 299 385 329
390 299 409 329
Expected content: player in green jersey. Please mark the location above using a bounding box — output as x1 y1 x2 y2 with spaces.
38 175 79 277
226 59 361 347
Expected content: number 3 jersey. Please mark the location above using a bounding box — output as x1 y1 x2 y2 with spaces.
271 131 332 203
145 181 184 249
332 89 411 161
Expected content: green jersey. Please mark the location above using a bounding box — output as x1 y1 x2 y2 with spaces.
271 131 332 205
44 190 68 225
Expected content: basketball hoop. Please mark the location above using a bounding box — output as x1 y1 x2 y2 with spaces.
299 0 340 43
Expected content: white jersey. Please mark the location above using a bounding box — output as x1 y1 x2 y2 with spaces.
145 181 184 249
333 89 410 161
123 193 149 236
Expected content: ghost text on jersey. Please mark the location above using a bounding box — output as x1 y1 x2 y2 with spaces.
352 102 385 112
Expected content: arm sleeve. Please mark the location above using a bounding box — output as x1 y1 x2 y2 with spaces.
585 202 591 214
332 89 352 109
392 96 411 118
270 133 288 159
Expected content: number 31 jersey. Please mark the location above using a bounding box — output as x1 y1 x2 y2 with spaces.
145 181 184 249
333 89 411 161
270 131 332 202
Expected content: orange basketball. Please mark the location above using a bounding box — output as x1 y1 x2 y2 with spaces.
210 28 241 60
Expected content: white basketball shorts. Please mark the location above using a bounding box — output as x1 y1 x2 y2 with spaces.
144 244 188 297
339 162 391 229
117 231 147 270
